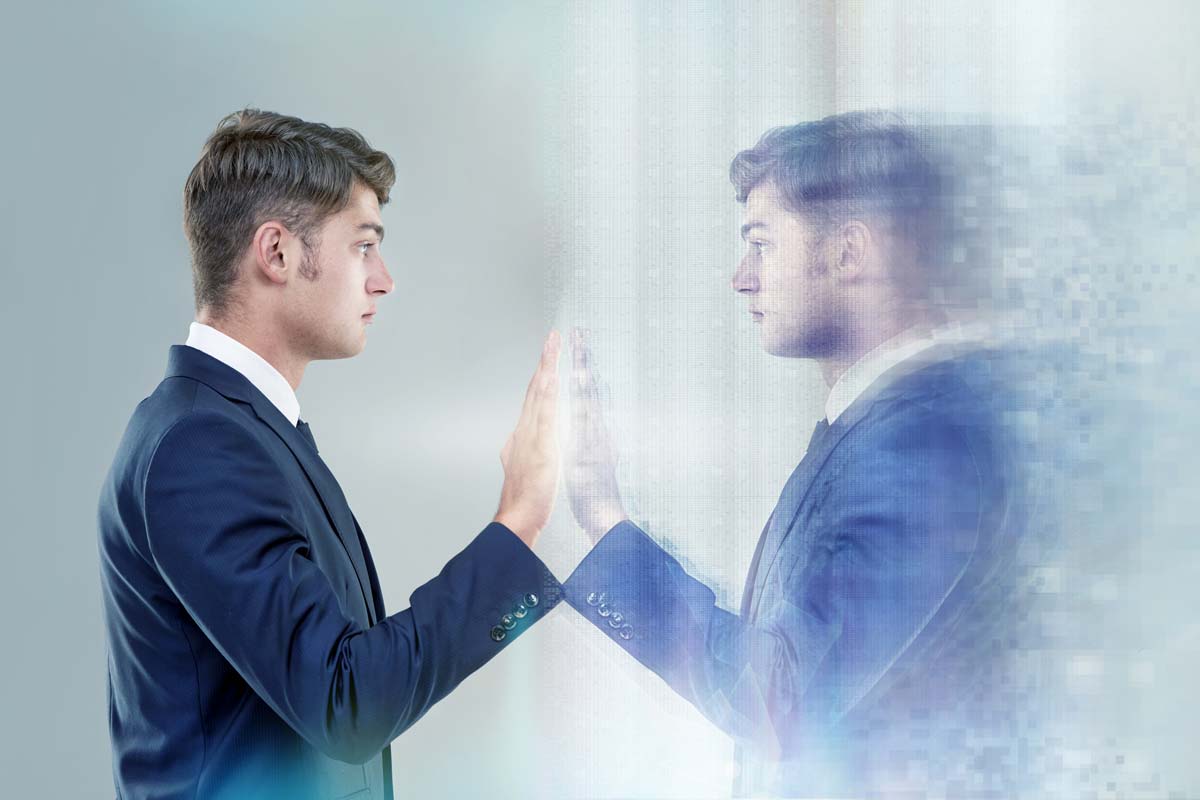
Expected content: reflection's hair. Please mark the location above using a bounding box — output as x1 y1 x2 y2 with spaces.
730 111 945 272
183 108 395 317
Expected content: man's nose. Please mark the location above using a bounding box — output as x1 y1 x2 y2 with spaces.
731 255 758 293
368 258 395 296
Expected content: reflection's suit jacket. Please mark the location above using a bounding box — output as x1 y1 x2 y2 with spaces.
563 347 1030 796
98 346 560 800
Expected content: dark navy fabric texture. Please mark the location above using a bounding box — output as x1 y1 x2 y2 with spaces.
98 345 561 799
563 346 1037 796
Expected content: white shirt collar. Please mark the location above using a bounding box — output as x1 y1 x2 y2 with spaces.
184 322 301 425
824 321 986 424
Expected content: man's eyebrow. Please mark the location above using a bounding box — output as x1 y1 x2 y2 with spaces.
358 222 385 241
740 222 766 239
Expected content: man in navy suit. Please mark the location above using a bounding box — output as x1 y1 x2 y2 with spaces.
560 113 1036 796
98 109 564 799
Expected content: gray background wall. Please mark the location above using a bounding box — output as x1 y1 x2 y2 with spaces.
1 1 1197 797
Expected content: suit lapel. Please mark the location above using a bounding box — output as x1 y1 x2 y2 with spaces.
166 346 378 625
748 418 847 619
741 344 974 620
739 512 773 618
354 514 388 622
248 401 379 625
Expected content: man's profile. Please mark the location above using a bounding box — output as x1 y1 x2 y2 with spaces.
97 109 563 799
562 111 1037 797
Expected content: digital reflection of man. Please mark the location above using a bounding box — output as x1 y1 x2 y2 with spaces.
562 112 1031 796
97 109 563 799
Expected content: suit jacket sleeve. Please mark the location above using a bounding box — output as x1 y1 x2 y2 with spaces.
561 410 983 753
143 411 559 764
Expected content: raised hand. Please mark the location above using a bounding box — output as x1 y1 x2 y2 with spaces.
565 328 628 544
494 331 562 548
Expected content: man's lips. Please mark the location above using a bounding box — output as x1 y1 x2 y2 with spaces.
749 310 764 321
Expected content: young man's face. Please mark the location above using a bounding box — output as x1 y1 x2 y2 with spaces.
732 182 840 358
287 182 393 361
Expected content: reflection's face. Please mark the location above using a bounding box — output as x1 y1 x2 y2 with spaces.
731 183 839 358
287 183 394 360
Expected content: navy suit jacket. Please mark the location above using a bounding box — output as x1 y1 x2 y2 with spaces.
98 345 561 799
562 346 1034 796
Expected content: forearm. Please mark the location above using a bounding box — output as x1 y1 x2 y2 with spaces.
370 522 557 746
561 521 818 750
155 511 559 764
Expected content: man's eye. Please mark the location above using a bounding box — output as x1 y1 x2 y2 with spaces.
750 241 766 253
358 243 374 255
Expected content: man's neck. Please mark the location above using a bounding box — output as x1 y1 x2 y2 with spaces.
194 311 308 391
816 309 939 389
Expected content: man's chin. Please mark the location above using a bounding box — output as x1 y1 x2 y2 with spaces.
760 323 840 360
314 338 366 361
762 334 819 360
760 332 800 359
343 328 370 357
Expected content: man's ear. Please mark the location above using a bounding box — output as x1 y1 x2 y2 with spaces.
832 220 871 282
250 221 291 286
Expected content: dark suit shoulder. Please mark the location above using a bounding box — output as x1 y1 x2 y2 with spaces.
850 349 1017 467
820 354 1010 527
882 349 1005 415
829 398 986 518
141 374 259 435
839 384 984 467
103 377 275 529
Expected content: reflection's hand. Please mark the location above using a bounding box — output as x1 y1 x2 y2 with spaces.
494 331 562 548
565 328 628 544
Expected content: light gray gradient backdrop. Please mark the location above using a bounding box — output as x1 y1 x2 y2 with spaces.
2 1 1197 797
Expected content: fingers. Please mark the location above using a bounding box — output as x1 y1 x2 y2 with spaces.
543 329 562 372
570 329 605 446
571 327 589 372
570 329 597 414
536 332 561 435
537 375 560 439
512 330 561 449
518 330 561 430
571 328 600 403
569 332 588 432
517 350 544 430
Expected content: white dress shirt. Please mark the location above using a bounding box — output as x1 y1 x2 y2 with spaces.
824 321 986 424
184 322 301 425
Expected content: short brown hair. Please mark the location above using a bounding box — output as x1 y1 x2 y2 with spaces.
730 110 943 262
183 108 395 316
